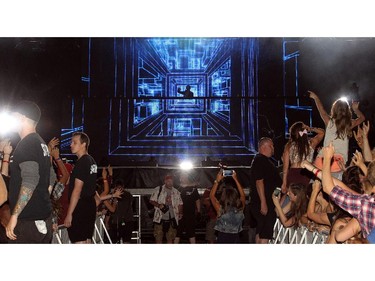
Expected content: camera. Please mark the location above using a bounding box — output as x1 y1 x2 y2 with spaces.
273 187 281 197
160 204 169 214
223 170 234 177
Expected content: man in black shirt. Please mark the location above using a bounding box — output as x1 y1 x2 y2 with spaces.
7 100 55 243
64 132 97 243
174 171 201 243
250 137 282 244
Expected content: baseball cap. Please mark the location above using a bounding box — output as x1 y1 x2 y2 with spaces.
13 100 41 123
164 175 173 181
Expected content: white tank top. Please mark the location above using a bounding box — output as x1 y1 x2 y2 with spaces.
319 119 349 162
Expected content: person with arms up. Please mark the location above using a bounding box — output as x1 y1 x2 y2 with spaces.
308 90 365 178
281 121 324 194
210 168 245 243
104 179 133 244
302 143 375 243
177 85 194 99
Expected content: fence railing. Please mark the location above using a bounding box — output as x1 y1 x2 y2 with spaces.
270 219 329 244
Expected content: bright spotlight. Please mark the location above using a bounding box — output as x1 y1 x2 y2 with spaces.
339 97 348 103
0 111 18 135
179 160 193 170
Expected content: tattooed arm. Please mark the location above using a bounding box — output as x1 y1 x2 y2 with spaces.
6 161 39 240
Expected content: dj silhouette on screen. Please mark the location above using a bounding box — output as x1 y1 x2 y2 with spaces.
177 85 194 99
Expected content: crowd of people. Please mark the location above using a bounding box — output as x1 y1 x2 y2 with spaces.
0 91 374 244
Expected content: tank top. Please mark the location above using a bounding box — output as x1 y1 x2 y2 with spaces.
319 119 349 162
289 142 314 164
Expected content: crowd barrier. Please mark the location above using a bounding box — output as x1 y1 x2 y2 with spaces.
52 215 111 244
270 219 329 244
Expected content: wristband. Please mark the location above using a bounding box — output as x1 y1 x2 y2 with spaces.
2 160 9 163
55 157 61 161
314 168 320 177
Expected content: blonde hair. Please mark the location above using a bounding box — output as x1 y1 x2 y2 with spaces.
330 99 352 139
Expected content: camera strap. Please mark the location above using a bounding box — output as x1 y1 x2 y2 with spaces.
157 185 163 201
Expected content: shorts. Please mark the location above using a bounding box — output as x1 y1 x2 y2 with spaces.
287 168 312 188
154 220 177 243
314 154 344 173
8 215 52 244
216 232 240 244
176 216 196 239
67 197 96 243
250 204 276 240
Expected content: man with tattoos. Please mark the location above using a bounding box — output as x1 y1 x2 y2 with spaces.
7 100 56 243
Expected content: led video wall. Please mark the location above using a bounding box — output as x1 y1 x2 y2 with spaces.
60 38 259 164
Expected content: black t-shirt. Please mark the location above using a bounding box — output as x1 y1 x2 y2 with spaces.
68 154 97 200
9 133 52 220
179 186 200 218
250 153 282 206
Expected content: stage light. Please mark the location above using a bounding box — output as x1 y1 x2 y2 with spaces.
0 111 18 135
179 160 193 170
339 97 348 103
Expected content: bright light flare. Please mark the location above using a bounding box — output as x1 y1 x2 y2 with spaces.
339 96 348 103
0 111 18 135
179 160 193 170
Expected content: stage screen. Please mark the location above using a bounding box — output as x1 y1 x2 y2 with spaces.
59 38 259 165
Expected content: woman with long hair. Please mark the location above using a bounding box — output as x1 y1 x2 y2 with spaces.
281 121 324 195
308 91 365 179
210 169 245 243
272 183 309 228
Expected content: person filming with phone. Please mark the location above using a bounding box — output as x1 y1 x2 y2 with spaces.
272 183 309 228
209 167 245 243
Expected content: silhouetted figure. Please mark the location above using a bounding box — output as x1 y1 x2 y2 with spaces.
177 85 194 98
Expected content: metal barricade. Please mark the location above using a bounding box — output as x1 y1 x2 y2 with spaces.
131 195 141 244
52 215 111 244
270 219 328 244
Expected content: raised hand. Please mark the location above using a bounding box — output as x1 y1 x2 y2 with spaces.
351 101 360 111
307 90 318 100
113 187 124 198
353 126 364 149
107 164 113 177
351 150 365 168
231 170 238 180
48 137 59 153
3 141 13 155
312 179 322 193
0 138 10 152
102 167 108 179
362 120 370 137
216 169 224 183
